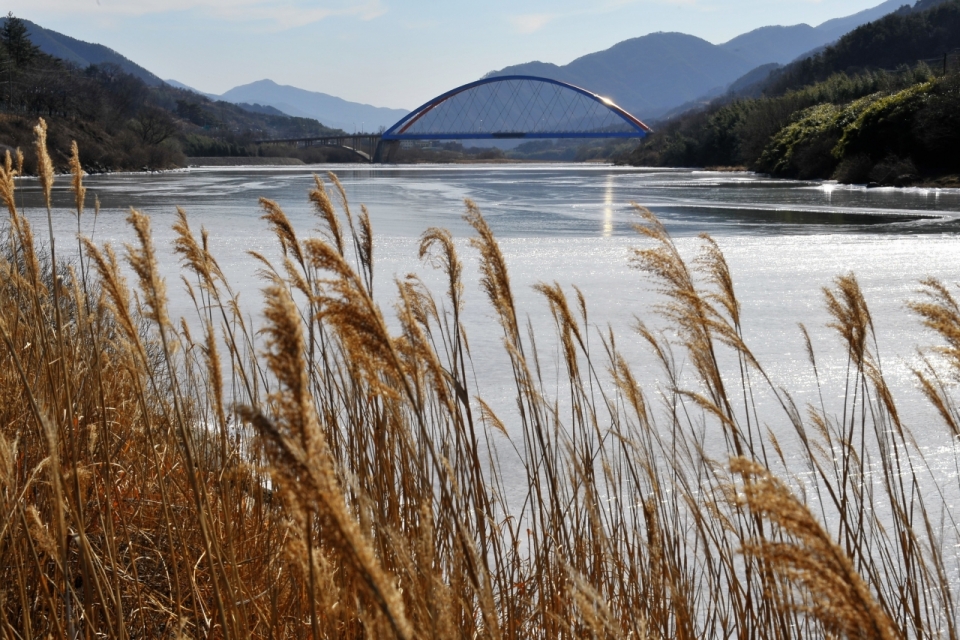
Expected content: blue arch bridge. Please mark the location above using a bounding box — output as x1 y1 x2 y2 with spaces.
254 75 652 163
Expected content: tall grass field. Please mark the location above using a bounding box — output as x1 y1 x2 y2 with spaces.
2 119 960 638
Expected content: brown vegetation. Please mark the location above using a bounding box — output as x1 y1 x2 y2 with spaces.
2 119 959 638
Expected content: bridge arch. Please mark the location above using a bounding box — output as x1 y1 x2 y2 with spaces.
375 75 651 161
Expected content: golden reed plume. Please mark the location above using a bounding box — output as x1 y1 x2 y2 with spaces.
0 120 956 639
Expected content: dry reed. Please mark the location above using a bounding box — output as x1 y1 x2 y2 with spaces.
1 121 959 639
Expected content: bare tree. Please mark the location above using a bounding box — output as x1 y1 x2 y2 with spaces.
130 106 178 145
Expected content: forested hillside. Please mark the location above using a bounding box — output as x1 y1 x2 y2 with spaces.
623 0 960 186
766 0 960 94
0 15 346 172
0 16 166 86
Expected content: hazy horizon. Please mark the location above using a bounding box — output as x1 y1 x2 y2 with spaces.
10 0 896 110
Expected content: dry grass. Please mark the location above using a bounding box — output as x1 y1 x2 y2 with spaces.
2 119 960 638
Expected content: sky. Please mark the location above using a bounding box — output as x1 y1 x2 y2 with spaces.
10 0 893 109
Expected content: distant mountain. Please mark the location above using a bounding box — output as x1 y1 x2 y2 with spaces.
216 80 409 132
719 25 823 68
166 80 286 120
912 0 957 9
661 0 958 123
764 0 960 96
624 0 960 185
0 17 164 86
488 32 757 120
725 63 783 99
2 17 406 133
815 0 912 41
233 103 288 117
487 0 908 120
164 79 218 100
719 0 907 66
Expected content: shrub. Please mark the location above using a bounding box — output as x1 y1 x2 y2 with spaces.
833 81 934 162
869 155 919 186
832 153 875 183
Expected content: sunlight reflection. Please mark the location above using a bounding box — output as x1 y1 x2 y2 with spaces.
603 174 615 237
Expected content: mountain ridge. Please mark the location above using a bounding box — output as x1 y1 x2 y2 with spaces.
171 0 915 127
217 80 409 132
0 17 164 86
165 79 410 133
4 18 409 133
490 32 757 119
9 0 917 135
488 0 908 120
622 0 960 186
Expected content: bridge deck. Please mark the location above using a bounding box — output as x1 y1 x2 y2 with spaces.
254 134 381 145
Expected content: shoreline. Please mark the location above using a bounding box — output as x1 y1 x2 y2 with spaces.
186 156 307 167
22 161 960 191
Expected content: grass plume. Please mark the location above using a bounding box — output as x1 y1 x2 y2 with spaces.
1 121 959 639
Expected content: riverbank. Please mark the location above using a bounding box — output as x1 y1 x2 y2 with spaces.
183 158 567 168
186 156 306 166
916 174 960 188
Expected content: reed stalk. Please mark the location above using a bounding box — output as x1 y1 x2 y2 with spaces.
1 121 959 638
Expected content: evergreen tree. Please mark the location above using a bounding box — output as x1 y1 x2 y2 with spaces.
1 13 41 68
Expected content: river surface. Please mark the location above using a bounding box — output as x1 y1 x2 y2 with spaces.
14 164 960 487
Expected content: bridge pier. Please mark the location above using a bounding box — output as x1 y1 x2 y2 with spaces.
372 140 399 164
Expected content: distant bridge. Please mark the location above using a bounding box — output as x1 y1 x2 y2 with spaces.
255 76 652 163
254 134 381 161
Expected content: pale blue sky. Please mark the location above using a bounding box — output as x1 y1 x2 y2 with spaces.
11 0 890 109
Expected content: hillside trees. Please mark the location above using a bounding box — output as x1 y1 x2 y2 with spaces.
0 13 40 67
0 13 353 171
624 0 960 185
130 105 178 145
766 0 960 96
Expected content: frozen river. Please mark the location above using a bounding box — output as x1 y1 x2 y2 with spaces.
15 164 960 482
